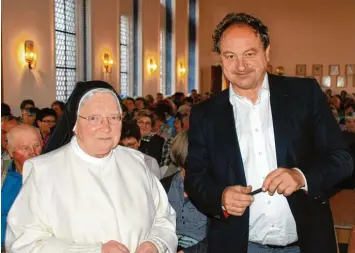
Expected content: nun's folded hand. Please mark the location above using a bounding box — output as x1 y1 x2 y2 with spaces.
102 240 130 253
135 241 158 253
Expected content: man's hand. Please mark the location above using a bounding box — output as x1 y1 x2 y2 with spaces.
221 185 254 216
135 241 158 253
262 168 305 196
102 240 130 253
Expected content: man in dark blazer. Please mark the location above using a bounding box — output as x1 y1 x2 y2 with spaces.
185 13 353 253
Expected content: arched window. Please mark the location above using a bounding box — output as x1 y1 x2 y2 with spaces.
120 15 130 97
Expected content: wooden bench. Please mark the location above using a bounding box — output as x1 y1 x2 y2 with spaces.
330 189 355 244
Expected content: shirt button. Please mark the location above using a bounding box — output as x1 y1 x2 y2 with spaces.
255 128 259 132
259 152 262 156
267 201 271 205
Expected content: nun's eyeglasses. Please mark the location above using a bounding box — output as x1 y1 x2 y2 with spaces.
78 114 123 126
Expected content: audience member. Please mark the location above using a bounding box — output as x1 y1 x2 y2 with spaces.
120 122 161 179
1 103 11 117
161 130 208 253
36 108 57 147
1 115 19 163
1 124 42 249
136 109 165 164
51 100 65 120
19 99 35 110
21 107 39 126
135 97 147 110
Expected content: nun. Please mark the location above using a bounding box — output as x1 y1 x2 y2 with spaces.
5 81 177 253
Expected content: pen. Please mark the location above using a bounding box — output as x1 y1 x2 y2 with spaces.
250 188 263 195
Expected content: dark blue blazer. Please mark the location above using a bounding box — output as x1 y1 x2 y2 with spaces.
185 74 353 253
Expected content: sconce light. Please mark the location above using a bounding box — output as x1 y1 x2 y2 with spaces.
275 66 285 76
24 40 36 69
103 53 113 73
147 58 157 74
178 63 186 77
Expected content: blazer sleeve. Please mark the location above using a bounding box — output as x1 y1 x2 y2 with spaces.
5 161 102 253
301 80 353 198
184 106 227 219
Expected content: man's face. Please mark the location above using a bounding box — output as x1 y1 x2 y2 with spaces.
120 137 140 150
156 94 163 102
1 119 18 151
9 129 42 171
52 104 64 118
37 116 57 135
346 118 355 133
220 25 270 91
135 100 145 110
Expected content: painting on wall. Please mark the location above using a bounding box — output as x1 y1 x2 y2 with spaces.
329 64 340 76
322 76 331 88
336 76 345 88
346 64 355 76
312 64 323 76
296 64 306 76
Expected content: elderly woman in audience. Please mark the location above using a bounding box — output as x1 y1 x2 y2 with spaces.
1 124 42 250
136 109 165 164
21 107 39 126
5 81 177 253
35 108 57 147
120 122 162 179
161 130 208 253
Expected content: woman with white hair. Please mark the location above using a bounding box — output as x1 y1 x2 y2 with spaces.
6 81 177 253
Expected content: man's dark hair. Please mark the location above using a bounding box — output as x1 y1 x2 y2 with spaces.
125 97 135 103
183 97 194 104
121 122 141 141
1 103 11 117
212 13 270 54
20 99 35 110
36 108 57 122
135 97 148 107
156 92 163 96
51 100 65 111
191 89 197 93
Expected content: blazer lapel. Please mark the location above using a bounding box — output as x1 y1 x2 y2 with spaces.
269 74 293 167
215 90 247 186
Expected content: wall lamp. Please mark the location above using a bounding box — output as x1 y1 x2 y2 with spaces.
147 58 157 74
103 53 113 73
24 40 36 69
275 66 285 76
178 62 186 77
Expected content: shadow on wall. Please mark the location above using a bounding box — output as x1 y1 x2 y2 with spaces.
19 68 50 99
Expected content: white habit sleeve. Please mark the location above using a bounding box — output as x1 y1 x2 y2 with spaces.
5 161 102 253
140 174 178 253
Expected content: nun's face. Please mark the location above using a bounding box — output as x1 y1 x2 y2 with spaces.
75 92 122 158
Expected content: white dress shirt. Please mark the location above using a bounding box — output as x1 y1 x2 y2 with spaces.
229 74 299 246
6 137 177 253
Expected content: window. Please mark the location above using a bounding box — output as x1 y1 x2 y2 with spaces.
54 0 77 101
120 15 129 97
159 29 166 94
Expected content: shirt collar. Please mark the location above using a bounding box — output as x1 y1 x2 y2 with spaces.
70 136 113 166
229 73 270 100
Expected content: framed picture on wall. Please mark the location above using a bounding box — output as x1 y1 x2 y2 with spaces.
267 64 273 73
329 64 340 76
322 76 331 88
336 76 345 88
296 64 306 76
346 64 355 76
312 64 323 76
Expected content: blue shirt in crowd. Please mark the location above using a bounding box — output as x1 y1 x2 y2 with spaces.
1 161 22 247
